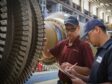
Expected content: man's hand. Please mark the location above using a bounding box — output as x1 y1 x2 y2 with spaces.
66 67 79 77
60 62 72 70
60 62 79 79
60 62 89 82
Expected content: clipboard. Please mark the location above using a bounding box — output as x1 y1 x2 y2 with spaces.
55 64 77 79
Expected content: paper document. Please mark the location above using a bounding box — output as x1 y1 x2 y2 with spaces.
55 64 77 79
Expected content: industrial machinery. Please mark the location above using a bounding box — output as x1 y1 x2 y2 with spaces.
0 0 45 83
0 0 97 83
42 12 67 64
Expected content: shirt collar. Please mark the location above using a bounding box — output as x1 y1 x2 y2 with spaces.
100 39 112 49
66 36 80 47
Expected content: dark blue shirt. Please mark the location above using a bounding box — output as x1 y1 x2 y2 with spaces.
88 39 112 83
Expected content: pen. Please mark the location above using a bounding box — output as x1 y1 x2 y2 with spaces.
69 63 78 70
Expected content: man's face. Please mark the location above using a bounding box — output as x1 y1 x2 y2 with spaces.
86 27 100 47
65 24 79 42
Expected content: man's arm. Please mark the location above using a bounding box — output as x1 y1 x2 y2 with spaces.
42 48 52 58
73 65 90 76
43 38 52 57
40 38 54 61
40 47 54 62
69 67 89 82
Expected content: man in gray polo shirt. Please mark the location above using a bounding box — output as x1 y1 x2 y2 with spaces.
63 19 112 84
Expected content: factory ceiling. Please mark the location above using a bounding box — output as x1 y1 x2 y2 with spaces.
89 0 112 16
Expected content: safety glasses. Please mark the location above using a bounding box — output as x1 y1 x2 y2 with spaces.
65 25 78 32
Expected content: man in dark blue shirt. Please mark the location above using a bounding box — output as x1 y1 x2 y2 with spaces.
63 19 112 84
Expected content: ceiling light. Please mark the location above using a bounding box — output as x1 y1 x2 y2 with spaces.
107 10 111 12
105 4 109 6
100 3 104 6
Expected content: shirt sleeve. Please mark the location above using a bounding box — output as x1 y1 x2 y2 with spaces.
82 42 94 69
49 41 63 58
107 50 112 81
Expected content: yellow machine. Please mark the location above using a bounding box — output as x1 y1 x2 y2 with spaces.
42 12 67 64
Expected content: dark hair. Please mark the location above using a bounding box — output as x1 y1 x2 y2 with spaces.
110 36 112 38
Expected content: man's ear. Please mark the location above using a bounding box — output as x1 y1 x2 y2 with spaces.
76 25 80 30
